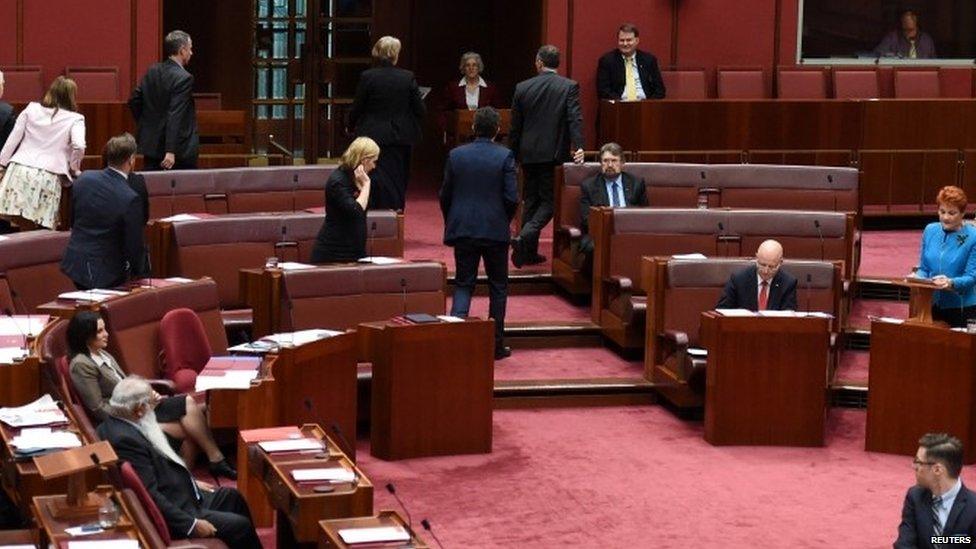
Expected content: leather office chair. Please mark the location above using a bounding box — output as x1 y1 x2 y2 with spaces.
159 308 212 394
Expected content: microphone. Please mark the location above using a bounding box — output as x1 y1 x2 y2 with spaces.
385 483 413 533
421 519 445 549
169 179 176 218
400 277 407 316
2 308 30 358
827 174 833 184
814 219 825 261
805 273 812 313
717 221 726 255
7 290 34 342
367 220 377 261
291 173 299 212
329 421 356 458
86 261 96 301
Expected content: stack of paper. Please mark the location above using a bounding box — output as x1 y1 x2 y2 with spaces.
160 213 200 222
357 256 403 265
194 370 259 391
291 466 355 483
337 526 410 544
672 253 708 260
262 329 342 347
0 315 49 336
715 308 755 317
0 395 68 427
57 289 128 302
10 427 81 452
227 340 278 354
279 262 315 271
757 310 798 317
436 315 465 323
259 438 323 453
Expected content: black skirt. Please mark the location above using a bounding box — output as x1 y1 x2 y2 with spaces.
155 394 188 423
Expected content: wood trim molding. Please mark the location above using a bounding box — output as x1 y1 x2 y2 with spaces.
565 0 574 77
130 0 138 88
772 0 782 93
16 0 24 63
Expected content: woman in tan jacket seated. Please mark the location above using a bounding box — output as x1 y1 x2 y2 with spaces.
67 311 236 480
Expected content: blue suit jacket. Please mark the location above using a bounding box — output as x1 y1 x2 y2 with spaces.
895 483 976 548
61 168 145 289
440 138 518 245
917 222 976 309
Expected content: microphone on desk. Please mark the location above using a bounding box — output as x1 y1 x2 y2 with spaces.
814 219 825 261
2 308 30 357
86 261 96 301
400 277 408 316
805 273 813 313
367 220 377 261
8 290 34 341
291 173 299 212
169 179 177 218
421 519 445 549
329 421 356 458
827 174 833 184
385 483 414 533
717 221 726 254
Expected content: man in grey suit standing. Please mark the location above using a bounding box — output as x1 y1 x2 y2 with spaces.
509 45 585 268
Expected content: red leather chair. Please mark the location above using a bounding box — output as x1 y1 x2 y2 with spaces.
661 69 708 99
893 70 940 98
64 66 120 101
777 68 828 99
717 68 766 99
55 355 83 406
833 70 880 99
159 308 212 394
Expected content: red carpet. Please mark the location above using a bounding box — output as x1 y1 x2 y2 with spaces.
858 230 920 278
848 299 909 329
494 347 642 381
836 350 869 386
354 406 911 548
467 294 591 323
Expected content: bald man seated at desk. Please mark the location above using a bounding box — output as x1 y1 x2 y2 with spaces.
716 240 797 311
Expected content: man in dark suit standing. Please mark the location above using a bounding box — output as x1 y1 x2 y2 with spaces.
441 107 518 360
129 30 198 171
596 23 666 101
98 378 262 548
61 133 146 290
895 433 976 548
509 45 585 268
579 142 648 254
0 71 14 150
716 239 798 311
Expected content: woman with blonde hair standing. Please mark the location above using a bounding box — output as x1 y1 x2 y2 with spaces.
310 136 379 263
0 76 86 229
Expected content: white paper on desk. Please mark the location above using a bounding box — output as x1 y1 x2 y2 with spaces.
797 311 834 319
259 438 323 453
437 315 464 323
69 540 139 548
672 253 707 260
279 261 315 271
687 347 708 357
194 370 258 391
0 394 68 427
11 429 80 450
357 256 403 265
0 544 38 549
757 310 797 317
160 213 199 222
63 526 104 537
715 308 755 317
291 466 355 482
338 526 411 544
0 347 28 364
0 315 49 336
262 329 342 347
165 277 194 283
227 340 277 354
874 316 905 325
57 289 127 302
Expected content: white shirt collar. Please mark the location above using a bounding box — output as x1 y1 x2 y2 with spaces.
939 477 963 503
458 77 487 88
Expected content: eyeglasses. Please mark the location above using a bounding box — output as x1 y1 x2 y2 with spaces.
913 459 937 468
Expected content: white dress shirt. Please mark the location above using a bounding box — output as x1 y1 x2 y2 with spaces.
934 478 963 530
459 77 486 110
620 54 647 100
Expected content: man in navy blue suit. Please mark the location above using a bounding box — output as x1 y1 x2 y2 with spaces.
716 239 798 311
440 107 519 360
895 433 976 548
61 133 146 290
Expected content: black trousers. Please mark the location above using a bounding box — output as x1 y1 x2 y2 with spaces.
196 487 262 549
517 161 557 257
143 156 198 171
933 304 976 328
450 238 509 350
368 144 411 211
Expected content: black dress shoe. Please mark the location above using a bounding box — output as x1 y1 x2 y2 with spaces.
494 346 512 360
510 237 525 268
524 253 547 266
208 459 238 481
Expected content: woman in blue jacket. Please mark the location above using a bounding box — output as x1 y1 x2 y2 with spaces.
916 186 976 327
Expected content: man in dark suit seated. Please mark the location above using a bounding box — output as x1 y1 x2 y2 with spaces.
61 133 146 290
596 23 666 101
98 378 262 548
579 141 648 254
440 107 518 360
716 239 797 311
895 433 976 548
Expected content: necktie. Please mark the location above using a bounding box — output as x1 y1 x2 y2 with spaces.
624 57 637 101
759 281 769 311
932 496 944 541
610 182 620 207
909 40 918 59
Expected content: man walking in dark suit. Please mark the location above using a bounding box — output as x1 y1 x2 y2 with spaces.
61 133 146 290
579 142 648 254
509 44 585 268
98 378 262 548
0 71 15 150
596 23 666 101
129 30 198 171
895 433 976 548
441 107 518 360
716 239 798 311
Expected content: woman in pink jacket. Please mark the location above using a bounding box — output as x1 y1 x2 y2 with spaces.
0 76 85 229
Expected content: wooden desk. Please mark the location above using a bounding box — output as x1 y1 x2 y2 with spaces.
240 267 283 338
446 108 511 146
701 312 830 446
0 529 37 546
361 318 494 460
0 357 40 408
867 320 976 462
32 486 151 548
318 510 427 548
250 424 372 547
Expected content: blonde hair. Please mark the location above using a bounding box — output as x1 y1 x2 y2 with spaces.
42 76 78 115
372 36 402 64
340 137 380 170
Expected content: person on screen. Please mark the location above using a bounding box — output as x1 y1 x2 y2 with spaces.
894 433 976 547
716 239 797 311
874 10 936 59
915 185 976 327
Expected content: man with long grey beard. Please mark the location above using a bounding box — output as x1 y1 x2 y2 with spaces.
97 378 261 548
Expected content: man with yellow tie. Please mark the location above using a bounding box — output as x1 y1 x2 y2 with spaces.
596 23 666 101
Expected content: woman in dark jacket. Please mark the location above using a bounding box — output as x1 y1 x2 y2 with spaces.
310 137 378 263
348 35 425 211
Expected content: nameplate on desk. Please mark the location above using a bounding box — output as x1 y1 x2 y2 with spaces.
338 526 411 544
259 438 323 453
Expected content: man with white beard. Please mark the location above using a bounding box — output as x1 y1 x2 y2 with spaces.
97 378 262 548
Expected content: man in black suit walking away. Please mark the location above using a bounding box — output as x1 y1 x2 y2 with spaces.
0 71 15 151
509 45 585 268
895 433 976 548
578 141 648 254
440 107 519 360
716 239 798 311
596 23 666 101
98 378 262 548
129 30 198 171
61 133 146 290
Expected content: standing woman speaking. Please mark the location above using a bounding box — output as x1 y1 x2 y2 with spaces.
349 36 425 211
915 185 976 327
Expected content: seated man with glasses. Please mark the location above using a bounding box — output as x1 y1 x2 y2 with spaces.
896 433 976 547
716 239 797 311
578 141 648 255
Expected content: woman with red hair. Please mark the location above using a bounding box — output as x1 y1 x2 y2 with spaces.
916 185 976 327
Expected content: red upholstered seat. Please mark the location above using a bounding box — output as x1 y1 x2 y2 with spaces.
69 401 99 444
893 70 940 99
661 70 707 99
833 70 879 99
121 462 174 544
56 355 83 406
64 66 120 101
159 308 212 394
0 66 43 102
717 68 766 99
777 69 827 99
